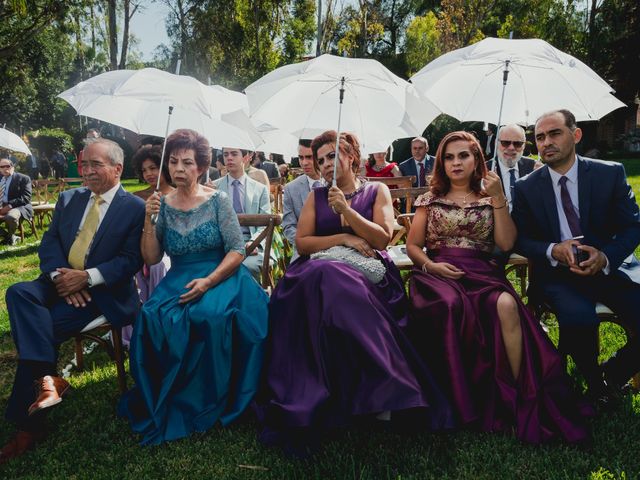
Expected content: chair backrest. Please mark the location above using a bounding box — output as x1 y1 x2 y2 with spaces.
366 176 415 190
389 186 429 214
32 179 62 204
61 177 84 190
396 213 415 236
269 183 284 214
237 213 283 289
269 177 286 186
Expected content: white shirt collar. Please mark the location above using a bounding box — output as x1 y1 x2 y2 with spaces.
228 173 247 187
306 174 323 190
548 155 579 186
91 183 120 205
497 159 519 177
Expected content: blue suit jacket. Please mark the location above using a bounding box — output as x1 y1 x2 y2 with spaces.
39 186 145 327
512 156 640 286
399 155 435 187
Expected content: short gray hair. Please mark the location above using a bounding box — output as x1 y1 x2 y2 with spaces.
84 137 124 166
412 136 428 148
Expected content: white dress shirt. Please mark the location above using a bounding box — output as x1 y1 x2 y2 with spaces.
306 175 324 190
544 158 610 273
497 160 520 209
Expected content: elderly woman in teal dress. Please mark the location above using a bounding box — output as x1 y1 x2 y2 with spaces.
118 129 269 445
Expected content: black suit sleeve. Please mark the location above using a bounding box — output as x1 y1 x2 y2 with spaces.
8 174 32 209
601 164 640 271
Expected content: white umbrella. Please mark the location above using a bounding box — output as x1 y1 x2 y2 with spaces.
0 127 31 155
245 54 441 163
410 37 626 127
254 123 299 159
58 68 259 151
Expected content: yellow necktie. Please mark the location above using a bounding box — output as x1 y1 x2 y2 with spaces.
68 195 104 270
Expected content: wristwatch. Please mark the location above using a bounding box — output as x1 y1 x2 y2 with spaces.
85 270 93 288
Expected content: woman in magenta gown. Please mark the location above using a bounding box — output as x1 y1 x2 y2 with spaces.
406 131 591 444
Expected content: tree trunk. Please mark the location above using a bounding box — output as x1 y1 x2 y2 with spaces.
253 0 261 70
108 0 118 70
119 0 130 69
177 0 188 72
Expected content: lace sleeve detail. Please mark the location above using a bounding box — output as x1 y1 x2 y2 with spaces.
155 198 166 245
215 191 245 256
414 191 434 207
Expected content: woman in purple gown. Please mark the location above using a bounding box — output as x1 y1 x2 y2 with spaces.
406 131 591 444
259 131 452 455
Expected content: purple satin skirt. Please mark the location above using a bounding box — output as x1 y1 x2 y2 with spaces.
258 251 454 431
408 247 592 444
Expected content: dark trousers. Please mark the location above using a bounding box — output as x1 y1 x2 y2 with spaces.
541 270 640 389
5 277 100 430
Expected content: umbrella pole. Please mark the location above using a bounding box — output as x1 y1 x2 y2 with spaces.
151 106 174 224
492 60 510 172
332 77 346 188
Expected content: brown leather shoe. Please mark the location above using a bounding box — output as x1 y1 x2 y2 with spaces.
27 375 71 416
0 430 46 465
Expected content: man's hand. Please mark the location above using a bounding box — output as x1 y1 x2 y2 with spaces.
54 267 90 297
0 205 10 216
64 289 92 308
569 245 607 276
551 239 582 268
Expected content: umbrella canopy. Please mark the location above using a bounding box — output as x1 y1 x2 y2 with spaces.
58 68 260 149
0 127 31 155
245 54 440 155
410 37 626 126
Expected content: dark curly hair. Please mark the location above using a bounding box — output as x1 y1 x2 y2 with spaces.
164 129 211 171
311 130 361 174
430 131 486 196
131 145 171 183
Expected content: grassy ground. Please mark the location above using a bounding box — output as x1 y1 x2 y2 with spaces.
0 171 639 479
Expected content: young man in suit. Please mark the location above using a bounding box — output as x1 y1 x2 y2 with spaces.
0 157 33 245
0 139 145 464
398 137 435 187
281 139 323 261
253 151 280 180
512 109 640 407
486 124 540 211
214 147 271 280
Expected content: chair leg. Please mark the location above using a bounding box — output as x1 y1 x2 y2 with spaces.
30 219 39 239
75 336 84 371
111 326 127 393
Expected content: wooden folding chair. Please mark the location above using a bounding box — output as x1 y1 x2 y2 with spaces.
238 213 283 290
31 180 60 228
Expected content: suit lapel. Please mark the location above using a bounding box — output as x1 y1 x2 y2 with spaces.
577 157 591 234
68 189 92 247
299 177 310 207
539 167 562 241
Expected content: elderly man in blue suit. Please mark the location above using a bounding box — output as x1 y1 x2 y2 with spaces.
398 136 435 187
282 139 323 261
0 139 145 464
214 147 271 280
512 109 640 407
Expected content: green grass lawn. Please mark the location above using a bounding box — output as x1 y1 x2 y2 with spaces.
1 171 639 479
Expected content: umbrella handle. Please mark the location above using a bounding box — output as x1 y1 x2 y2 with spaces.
491 60 510 172
332 77 346 188
151 106 174 225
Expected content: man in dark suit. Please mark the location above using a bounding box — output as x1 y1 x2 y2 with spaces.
398 136 435 187
253 151 280 180
512 109 640 406
0 139 145 464
0 157 33 245
486 124 540 211
484 126 496 160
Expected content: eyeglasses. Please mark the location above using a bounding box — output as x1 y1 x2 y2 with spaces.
499 140 525 149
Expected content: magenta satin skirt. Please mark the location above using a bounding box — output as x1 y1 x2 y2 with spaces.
408 247 592 444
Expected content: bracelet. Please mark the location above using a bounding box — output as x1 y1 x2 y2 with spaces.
142 229 155 235
421 261 430 273
492 197 508 209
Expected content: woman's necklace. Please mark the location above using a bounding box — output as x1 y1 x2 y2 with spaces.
372 163 386 172
456 190 475 204
343 180 367 200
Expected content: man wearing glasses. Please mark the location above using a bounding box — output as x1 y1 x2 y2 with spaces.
0 157 33 245
487 124 540 211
